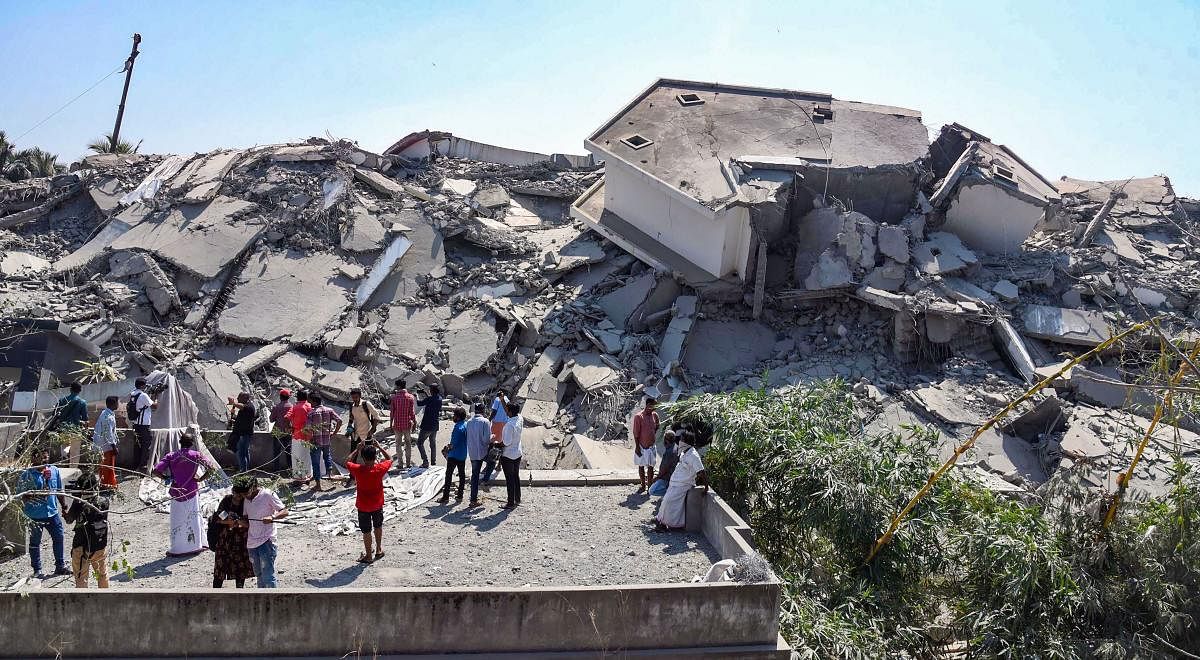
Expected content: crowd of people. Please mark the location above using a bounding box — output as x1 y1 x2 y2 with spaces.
14 378 706 589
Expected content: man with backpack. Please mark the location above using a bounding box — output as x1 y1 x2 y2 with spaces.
344 387 380 487
128 378 158 473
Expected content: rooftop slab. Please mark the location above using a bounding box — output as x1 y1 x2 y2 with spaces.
109 196 261 278
217 250 354 343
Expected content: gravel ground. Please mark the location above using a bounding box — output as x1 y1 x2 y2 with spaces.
1 480 719 590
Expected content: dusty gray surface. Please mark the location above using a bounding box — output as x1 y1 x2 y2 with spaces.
217 249 354 342
109 196 260 278
1 484 717 590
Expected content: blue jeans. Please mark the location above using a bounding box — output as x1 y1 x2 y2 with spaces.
309 444 333 480
234 433 252 472
481 457 497 482
470 460 484 502
248 540 277 588
649 479 669 496
28 515 66 574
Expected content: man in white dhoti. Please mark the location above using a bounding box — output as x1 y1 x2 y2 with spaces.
152 433 214 556
655 430 707 531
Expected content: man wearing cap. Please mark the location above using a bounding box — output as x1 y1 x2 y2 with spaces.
344 388 380 487
129 377 158 473
268 390 294 473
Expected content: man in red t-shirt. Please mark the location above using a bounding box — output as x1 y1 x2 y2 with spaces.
346 440 392 563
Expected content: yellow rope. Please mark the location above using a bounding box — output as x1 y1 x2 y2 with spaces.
1101 340 1200 529
864 321 1153 565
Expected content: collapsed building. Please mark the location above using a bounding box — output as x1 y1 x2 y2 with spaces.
0 77 1196 503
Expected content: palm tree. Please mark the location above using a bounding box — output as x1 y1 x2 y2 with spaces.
87 134 138 154
0 132 63 181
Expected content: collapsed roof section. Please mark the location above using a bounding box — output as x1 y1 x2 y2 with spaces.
386 130 595 169
929 123 1062 255
574 79 929 285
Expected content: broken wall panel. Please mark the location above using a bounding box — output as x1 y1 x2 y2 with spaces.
218 250 354 343
109 196 261 279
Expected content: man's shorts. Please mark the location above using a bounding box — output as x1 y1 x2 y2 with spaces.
357 508 384 534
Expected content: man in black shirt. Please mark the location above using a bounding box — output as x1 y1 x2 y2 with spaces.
227 392 257 473
64 472 111 588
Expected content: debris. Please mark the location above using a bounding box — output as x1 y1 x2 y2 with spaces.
1020 305 1112 346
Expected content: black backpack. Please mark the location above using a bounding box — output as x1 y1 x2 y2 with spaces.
127 393 143 425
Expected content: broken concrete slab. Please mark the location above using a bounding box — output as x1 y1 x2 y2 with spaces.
109 196 260 279
326 327 365 360
218 250 353 343
518 347 564 404
361 210 446 308
176 361 244 430
88 175 123 216
682 319 776 376
381 305 450 362
440 178 476 197
912 231 978 276
471 184 511 210
444 308 498 376
560 352 617 390
1002 396 1068 442
1072 366 1156 411
993 279 1019 302
596 272 678 332
352 167 406 199
907 383 990 426
1131 286 1167 308
0 252 50 277
340 206 387 253
53 203 156 273
170 149 244 202
876 225 909 263
1021 304 1112 346
658 296 699 369
230 342 292 375
502 195 544 227
803 249 853 290
274 350 363 401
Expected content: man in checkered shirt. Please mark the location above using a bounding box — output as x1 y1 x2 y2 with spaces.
389 379 417 469
305 393 342 491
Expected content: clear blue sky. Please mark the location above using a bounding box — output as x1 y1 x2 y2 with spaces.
2 1 1198 195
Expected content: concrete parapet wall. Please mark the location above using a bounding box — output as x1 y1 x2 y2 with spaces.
0 582 782 658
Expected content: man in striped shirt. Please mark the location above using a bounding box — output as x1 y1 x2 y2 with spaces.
389 380 417 470
305 394 341 491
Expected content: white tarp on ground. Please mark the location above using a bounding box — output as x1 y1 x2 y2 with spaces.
119 154 189 205
288 466 446 536
136 370 232 515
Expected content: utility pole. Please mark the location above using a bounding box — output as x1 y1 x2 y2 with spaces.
109 33 142 152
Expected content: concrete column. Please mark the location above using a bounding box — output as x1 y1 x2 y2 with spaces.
685 486 706 532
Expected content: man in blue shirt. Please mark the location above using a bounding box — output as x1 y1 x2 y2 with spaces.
415 384 443 468
464 403 494 507
438 407 469 503
53 382 88 430
17 447 70 577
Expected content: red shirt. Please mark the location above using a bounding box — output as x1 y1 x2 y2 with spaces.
289 401 312 440
389 390 416 431
347 459 392 512
632 409 659 449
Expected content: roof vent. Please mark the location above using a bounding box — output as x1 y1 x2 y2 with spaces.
676 93 705 107
812 104 834 122
621 134 654 150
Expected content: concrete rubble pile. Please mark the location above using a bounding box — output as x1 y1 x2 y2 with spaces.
0 94 1197 494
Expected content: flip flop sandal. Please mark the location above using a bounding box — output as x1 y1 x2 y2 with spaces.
357 554 373 564
374 551 386 560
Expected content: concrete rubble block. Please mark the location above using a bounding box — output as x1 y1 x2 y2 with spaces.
912 231 978 276
339 263 365 280
501 195 546 228
876 225 910 263
973 429 1047 484
1001 396 1068 441
381 305 450 362
170 149 245 202
560 352 617 391
1072 366 1156 411
340 206 387 253
907 383 989 426
0 251 51 277
440 178 476 196
803 249 852 290
439 372 465 400
231 342 292 375
360 211 446 308
352 167 406 199
993 279 1019 302
1021 304 1112 346
471 184 511 211
682 320 776 377
218 250 354 343
176 361 244 430
269 145 335 163
444 308 498 377
109 196 261 279
326 327 365 360
597 272 664 332
274 351 363 401
1131 286 1167 308
855 286 908 312
942 277 998 305
88 175 123 216
518 347 564 404
658 297 699 369
1095 229 1144 266
864 259 906 292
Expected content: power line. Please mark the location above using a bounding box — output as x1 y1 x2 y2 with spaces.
13 65 125 143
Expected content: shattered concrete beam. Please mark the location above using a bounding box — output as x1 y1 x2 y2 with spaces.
992 317 1038 383
929 141 980 209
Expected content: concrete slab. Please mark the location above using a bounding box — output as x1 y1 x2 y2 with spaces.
381 305 450 361
54 203 157 273
562 352 617 390
364 211 446 308
169 149 244 202
88 175 123 216
218 250 353 343
444 308 498 376
440 178 476 196
1021 304 1112 346
908 384 989 426
275 351 364 401
353 167 406 199
597 272 656 330
912 231 978 276
683 320 776 377
341 206 387 252
0 251 50 276
109 196 260 278
176 361 243 430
